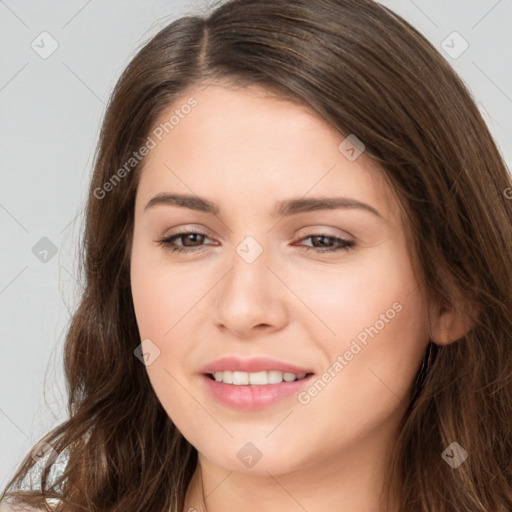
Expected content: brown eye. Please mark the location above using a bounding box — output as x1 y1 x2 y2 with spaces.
296 235 356 253
156 231 212 254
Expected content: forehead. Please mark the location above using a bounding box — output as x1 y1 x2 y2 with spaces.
135 82 401 225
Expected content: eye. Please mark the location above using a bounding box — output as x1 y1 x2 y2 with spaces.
156 230 213 254
156 231 355 255
296 234 356 253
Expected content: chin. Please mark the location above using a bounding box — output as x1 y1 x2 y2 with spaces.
194 435 310 476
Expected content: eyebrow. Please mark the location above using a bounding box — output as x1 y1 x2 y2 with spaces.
143 193 384 220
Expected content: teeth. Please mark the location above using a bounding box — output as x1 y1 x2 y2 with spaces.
249 371 267 385
268 370 283 384
212 370 308 385
233 371 249 385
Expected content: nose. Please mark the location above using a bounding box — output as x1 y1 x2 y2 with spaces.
213 241 289 339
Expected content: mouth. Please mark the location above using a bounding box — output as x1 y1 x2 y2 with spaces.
199 356 315 410
205 370 313 385
201 371 315 411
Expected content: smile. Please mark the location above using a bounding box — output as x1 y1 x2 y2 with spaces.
209 370 309 385
202 373 315 411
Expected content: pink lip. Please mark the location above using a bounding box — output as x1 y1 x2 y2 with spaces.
199 356 315 411
199 356 312 375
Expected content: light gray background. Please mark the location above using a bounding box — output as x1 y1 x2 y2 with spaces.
1 0 511 489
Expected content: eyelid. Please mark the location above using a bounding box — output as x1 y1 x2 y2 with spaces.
295 225 356 242
158 225 355 244
160 224 217 240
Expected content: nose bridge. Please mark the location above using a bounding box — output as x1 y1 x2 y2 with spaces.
214 231 288 333
226 233 271 298
235 234 266 266
223 209 271 274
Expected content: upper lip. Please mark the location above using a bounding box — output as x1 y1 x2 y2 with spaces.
200 356 314 375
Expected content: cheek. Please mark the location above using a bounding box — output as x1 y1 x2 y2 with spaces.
294 246 422 343
297 244 428 396
299 293 426 454
130 246 207 340
130 250 208 431
300 250 428 421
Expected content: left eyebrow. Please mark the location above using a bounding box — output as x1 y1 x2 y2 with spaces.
143 193 385 220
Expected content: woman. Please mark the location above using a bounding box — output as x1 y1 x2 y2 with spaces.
2 0 511 510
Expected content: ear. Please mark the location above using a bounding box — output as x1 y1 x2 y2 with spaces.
428 297 476 346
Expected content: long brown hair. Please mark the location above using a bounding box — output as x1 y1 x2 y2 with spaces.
2 0 511 510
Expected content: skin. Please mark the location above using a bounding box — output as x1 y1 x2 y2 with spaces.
130 81 466 512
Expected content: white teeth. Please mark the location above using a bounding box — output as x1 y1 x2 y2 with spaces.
232 371 249 385
249 371 267 385
268 370 283 384
211 370 308 385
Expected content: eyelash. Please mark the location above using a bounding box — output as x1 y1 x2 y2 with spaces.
155 230 356 255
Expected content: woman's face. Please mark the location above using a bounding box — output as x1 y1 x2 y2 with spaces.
130 81 430 476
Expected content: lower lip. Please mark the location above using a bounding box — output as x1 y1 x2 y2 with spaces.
201 374 313 411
